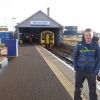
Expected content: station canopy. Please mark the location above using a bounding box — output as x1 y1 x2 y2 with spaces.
16 10 63 45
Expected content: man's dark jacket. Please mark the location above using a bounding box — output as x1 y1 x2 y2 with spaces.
73 36 100 75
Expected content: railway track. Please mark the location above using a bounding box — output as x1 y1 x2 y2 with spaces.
49 46 73 65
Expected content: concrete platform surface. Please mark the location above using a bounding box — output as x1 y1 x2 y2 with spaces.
0 45 72 100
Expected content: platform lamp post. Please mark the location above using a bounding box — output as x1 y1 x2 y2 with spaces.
12 17 16 39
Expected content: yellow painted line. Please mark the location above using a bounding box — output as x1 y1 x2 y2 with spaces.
35 45 88 100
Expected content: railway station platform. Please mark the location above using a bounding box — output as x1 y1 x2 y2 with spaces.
0 45 72 100
0 45 99 100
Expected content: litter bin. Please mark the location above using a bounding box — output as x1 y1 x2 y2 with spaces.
7 39 18 57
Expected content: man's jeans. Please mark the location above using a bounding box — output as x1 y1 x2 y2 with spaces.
74 71 97 100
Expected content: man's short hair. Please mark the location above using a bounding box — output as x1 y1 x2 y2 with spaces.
84 28 92 32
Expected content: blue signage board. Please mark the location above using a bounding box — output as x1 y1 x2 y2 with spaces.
30 21 50 26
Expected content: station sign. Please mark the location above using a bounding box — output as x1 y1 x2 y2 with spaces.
30 21 50 26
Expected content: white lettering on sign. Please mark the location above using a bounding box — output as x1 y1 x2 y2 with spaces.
30 21 50 26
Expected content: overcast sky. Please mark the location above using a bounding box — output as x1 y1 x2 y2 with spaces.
0 0 100 32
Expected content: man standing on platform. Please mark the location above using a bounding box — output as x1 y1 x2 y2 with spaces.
73 28 100 100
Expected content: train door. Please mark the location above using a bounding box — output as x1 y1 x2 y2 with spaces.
49 33 54 47
45 33 50 47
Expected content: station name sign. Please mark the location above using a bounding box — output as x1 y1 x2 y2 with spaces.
30 21 50 26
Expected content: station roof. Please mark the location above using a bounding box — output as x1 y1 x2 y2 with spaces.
17 10 63 28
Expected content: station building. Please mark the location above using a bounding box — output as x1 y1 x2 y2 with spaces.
15 10 63 46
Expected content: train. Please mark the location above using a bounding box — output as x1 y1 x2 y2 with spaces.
40 30 54 48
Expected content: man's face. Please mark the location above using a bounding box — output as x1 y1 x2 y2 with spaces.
84 31 93 44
